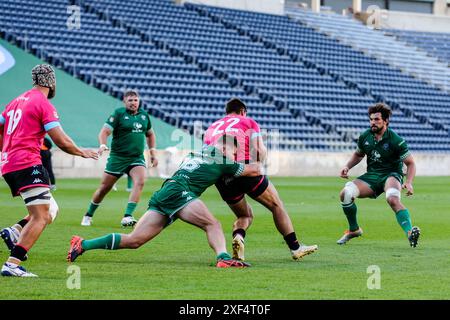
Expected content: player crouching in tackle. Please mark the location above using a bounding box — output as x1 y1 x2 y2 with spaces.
68 135 260 268
337 103 420 247
204 98 318 261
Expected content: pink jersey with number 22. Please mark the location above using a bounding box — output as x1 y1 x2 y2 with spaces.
203 114 261 162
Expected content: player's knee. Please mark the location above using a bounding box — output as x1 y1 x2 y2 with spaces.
21 187 55 224
386 188 401 207
386 188 401 202
341 182 360 205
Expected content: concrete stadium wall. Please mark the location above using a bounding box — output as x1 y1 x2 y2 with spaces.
51 149 450 178
181 0 286 15
380 10 450 32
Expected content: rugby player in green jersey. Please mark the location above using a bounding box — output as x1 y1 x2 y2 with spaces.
68 135 260 268
81 90 158 227
337 103 420 247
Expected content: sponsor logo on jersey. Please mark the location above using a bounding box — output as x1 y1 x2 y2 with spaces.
124 116 129 120
53 111 59 119
382 143 389 150
370 150 382 163
109 116 114 122
141 115 146 120
132 122 143 132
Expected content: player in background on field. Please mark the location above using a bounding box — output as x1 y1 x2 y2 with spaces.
0 64 98 277
40 137 56 190
68 135 260 268
81 90 158 227
203 98 317 261
337 103 420 247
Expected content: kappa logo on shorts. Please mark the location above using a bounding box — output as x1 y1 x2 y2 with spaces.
31 169 41 175
33 178 43 184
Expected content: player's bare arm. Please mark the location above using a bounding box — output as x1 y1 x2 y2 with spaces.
402 154 416 196
47 126 98 159
146 128 158 167
97 126 111 156
241 163 262 177
340 151 365 178
251 135 267 163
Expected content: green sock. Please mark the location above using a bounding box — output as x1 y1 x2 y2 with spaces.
127 176 133 189
81 233 122 251
124 202 137 217
342 202 359 231
86 202 100 217
216 252 232 261
396 209 412 236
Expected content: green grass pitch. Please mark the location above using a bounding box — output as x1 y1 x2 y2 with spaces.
0 176 448 299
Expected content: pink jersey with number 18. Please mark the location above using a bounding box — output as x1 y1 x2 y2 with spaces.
203 114 261 162
0 88 60 175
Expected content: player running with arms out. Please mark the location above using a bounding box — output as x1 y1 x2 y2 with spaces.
81 90 158 227
203 98 317 261
337 103 420 247
68 135 260 268
0 64 98 277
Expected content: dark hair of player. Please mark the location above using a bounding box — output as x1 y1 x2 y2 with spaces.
123 90 139 99
225 98 247 115
368 103 392 122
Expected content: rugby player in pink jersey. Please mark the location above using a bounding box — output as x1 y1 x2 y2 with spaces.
204 98 317 261
0 64 98 277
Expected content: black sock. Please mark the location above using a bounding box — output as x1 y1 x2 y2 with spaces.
10 245 28 262
17 218 29 228
232 229 246 239
284 232 300 250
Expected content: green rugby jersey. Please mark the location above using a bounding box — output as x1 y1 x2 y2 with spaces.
170 146 244 197
104 107 152 157
356 128 411 175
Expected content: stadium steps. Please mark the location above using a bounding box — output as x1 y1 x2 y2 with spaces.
286 8 450 93
185 3 450 149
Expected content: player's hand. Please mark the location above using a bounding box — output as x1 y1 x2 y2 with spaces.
402 182 414 196
340 166 349 179
98 144 109 156
81 149 99 160
150 156 158 167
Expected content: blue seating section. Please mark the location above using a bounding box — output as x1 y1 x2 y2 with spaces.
192 4 450 151
0 0 449 152
386 29 450 65
285 8 450 92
